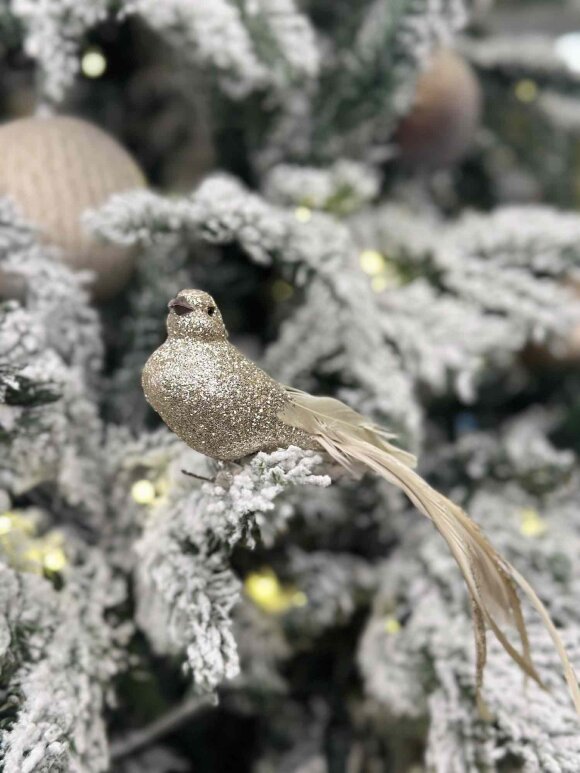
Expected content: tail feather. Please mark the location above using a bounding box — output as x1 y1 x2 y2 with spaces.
280 392 580 716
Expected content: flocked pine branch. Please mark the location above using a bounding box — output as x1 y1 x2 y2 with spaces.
126 0 319 98
0 199 103 520
538 91 580 134
10 0 110 103
264 159 381 215
262 0 472 163
129 442 329 694
0 198 125 771
12 0 320 103
349 201 580 396
0 302 62 411
466 34 580 84
0 543 126 773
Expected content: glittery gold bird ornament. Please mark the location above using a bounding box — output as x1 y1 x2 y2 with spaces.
142 289 580 716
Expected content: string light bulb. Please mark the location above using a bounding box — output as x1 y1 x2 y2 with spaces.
131 479 157 505
81 47 107 79
518 507 547 538
359 249 402 292
371 275 389 293
42 545 68 573
0 513 15 535
22 533 67 574
0 511 35 536
244 568 307 614
359 249 386 276
384 616 401 635
0 512 67 575
514 79 538 104
294 206 312 223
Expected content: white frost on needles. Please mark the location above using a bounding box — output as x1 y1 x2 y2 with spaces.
134 446 329 694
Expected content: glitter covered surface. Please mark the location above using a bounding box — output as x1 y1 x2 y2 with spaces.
142 289 313 461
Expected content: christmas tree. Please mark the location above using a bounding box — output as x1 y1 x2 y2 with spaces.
2 1 580 771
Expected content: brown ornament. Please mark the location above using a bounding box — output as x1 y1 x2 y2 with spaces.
395 48 482 169
0 115 146 299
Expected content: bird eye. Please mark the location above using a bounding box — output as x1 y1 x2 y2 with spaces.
207 306 216 316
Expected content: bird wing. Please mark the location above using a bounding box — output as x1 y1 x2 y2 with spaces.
279 388 580 717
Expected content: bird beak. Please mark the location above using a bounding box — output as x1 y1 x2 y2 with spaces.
168 297 195 315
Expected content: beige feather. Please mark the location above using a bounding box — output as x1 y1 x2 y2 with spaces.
280 389 580 716
283 387 418 469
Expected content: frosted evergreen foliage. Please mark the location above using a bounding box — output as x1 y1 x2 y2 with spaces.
0 200 103 518
3 0 580 769
12 0 319 102
467 35 580 82
264 160 381 214
133 444 328 693
11 0 109 102
0 548 126 773
0 200 122 769
350 202 580 396
125 0 319 97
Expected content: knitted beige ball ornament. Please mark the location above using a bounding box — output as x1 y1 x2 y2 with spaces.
395 49 482 169
0 115 146 300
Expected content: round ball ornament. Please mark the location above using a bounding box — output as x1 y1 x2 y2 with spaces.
395 48 482 169
0 115 146 300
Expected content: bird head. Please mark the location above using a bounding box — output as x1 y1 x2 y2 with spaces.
166 289 228 342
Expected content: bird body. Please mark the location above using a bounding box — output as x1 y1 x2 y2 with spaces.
143 289 580 716
142 333 312 460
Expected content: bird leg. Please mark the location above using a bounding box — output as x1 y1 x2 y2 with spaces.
181 469 215 483
181 464 241 487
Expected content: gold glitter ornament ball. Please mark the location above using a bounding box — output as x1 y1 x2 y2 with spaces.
0 115 146 300
395 49 482 169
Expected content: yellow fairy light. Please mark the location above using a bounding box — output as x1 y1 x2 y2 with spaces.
81 47 107 79
384 616 401 635
131 479 157 505
0 511 36 536
3 526 68 575
294 206 312 223
271 279 294 303
244 568 307 614
514 79 538 104
519 507 547 538
291 589 308 608
371 275 389 293
42 545 67 573
0 510 67 575
359 249 386 276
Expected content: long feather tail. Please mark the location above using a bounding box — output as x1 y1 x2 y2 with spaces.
280 390 580 716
